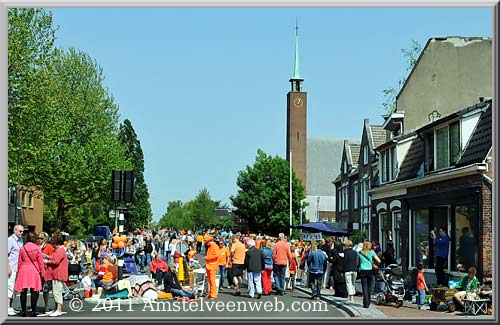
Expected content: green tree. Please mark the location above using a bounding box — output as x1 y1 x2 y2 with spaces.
42 48 131 230
118 119 153 230
188 188 217 230
381 39 422 113
230 149 306 235
8 8 58 187
158 200 194 230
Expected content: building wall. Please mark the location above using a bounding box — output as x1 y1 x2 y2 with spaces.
318 211 335 223
397 37 492 131
287 91 307 194
8 187 44 234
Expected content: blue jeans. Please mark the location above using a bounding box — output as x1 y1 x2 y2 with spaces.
217 266 226 288
138 255 146 268
273 265 287 294
309 273 322 298
247 271 263 297
418 289 426 305
146 253 152 266
171 288 193 298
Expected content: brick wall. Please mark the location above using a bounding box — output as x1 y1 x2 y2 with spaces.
481 181 493 276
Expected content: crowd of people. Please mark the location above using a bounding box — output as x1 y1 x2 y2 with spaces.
9 223 490 317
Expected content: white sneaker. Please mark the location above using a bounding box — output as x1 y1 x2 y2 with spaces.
49 310 63 317
8 307 19 316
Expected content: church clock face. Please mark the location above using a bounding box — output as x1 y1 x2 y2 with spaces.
294 97 304 108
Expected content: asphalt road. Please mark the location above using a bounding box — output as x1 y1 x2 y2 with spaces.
9 288 347 318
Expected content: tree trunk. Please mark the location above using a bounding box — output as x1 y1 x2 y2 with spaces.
57 197 66 231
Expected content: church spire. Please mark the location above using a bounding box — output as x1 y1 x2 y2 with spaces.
290 18 303 92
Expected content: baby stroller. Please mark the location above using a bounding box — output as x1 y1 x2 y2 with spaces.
192 268 207 297
63 280 84 301
375 264 405 308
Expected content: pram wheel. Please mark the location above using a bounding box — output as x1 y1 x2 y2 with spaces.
396 300 403 308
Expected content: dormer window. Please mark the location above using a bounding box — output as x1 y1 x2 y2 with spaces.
434 121 460 170
380 146 398 183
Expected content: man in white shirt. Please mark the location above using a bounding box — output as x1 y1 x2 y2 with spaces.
7 224 24 316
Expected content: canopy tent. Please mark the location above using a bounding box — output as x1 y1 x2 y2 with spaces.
294 221 348 236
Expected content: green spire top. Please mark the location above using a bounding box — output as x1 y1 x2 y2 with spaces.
292 19 302 80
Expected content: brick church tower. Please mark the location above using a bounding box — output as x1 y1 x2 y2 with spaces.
286 23 307 194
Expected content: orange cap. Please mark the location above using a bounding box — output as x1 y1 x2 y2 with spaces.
203 235 213 243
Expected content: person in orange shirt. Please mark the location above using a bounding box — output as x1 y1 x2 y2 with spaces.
204 235 220 299
217 240 230 291
230 235 246 296
102 256 118 285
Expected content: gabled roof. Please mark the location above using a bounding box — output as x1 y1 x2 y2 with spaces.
369 125 386 150
396 135 424 182
456 102 492 167
349 144 361 167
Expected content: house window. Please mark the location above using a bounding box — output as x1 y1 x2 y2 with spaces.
363 145 368 165
434 122 461 170
426 133 434 172
380 147 397 182
361 177 369 207
20 191 26 207
353 181 359 209
343 160 347 174
9 187 16 205
337 188 341 213
435 126 449 169
28 192 34 208
391 146 398 180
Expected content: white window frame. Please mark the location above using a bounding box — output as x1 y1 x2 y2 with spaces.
353 181 359 209
434 125 450 170
363 145 369 165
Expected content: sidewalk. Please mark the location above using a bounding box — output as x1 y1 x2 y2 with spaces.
295 287 493 319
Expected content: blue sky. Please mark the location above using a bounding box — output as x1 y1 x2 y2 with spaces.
48 7 492 221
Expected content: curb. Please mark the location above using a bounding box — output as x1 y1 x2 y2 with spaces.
295 287 359 317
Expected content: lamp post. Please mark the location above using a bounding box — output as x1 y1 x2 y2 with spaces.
289 151 293 238
317 196 320 222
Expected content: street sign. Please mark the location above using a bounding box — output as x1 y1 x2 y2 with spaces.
109 210 117 219
301 232 322 241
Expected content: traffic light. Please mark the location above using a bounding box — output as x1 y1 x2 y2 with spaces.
123 170 134 203
111 170 122 202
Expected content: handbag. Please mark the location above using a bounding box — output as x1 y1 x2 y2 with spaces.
23 245 44 282
359 252 379 274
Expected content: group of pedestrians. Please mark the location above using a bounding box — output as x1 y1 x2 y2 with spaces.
8 224 68 317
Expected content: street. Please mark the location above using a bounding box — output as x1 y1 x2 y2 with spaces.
9 288 348 318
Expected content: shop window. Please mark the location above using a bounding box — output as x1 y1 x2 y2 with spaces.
455 206 477 272
414 210 430 268
379 211 388 249
392 210 402 260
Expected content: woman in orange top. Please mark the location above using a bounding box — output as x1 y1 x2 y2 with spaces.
217 241 230 290
204 235 220 299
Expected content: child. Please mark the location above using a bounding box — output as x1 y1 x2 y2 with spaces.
416 264 429 310
81 269 96 298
